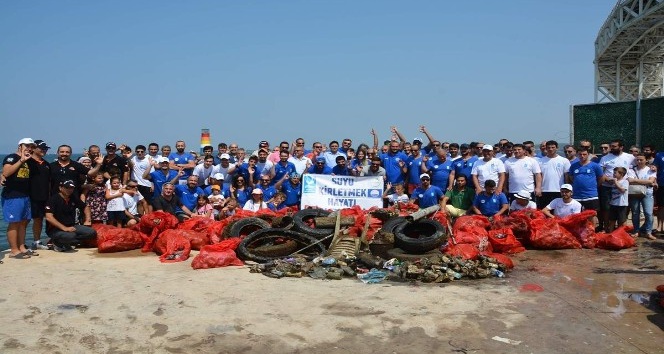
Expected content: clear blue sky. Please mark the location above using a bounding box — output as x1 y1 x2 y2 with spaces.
0 0 613 153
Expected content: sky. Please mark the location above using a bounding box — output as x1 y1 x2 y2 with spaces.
0 0 614 153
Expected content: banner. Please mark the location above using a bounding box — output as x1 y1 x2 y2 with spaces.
301 174 384 210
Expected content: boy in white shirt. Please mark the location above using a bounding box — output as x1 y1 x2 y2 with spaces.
608 167 629 232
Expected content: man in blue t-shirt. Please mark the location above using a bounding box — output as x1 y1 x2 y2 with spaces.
144 157 181 201
406 140 424 194
271 150 297 185
471 180 508 217
175 176 205 212
307 156 333 175
568 148 603 212
168 140 196 184
449 144 479 189
379 141 408 185
422 148 454 192
410 173 444 209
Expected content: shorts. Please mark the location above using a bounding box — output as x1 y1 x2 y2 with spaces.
609 205 628 225
107 210 126 223
599 186 612 211
445 205 467 218
537 192 559 209
124 214 141 225
1 196 31 222
137 185 153 205
30 200 47 219
579 199 600 211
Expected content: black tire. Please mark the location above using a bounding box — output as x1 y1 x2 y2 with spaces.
292 209 334 239
238 229 326 263
251 240 299 258
394 219 447 254
226 217 271 238
380 217 408 233
221 219 239 239
271 215 294 229
386 247 443 261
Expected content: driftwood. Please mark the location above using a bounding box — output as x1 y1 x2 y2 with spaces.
314 216 356 228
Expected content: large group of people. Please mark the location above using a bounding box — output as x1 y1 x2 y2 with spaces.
2 126 663 259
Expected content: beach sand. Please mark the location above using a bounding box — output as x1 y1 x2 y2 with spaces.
0 242 663 353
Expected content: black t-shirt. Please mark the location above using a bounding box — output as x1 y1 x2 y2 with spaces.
27 158 51 201
101 155 128 178
1 153 31 198
152 195 183 216
49 160 90 194
45 193 86 233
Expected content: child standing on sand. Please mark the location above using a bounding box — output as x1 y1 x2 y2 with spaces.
83 173 108 224
106 176 127 227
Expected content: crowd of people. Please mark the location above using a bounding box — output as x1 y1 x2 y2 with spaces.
2 125 663 259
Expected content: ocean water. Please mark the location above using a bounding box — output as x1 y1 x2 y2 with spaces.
0 153 81 250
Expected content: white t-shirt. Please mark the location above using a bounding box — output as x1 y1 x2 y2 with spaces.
386 193 409 205
193 163 214 186
123 192 144 215
288 156 312 175
471 158 505 190
504 156 541 193
212 164 233 188
599 152 635 187
130 156 153 188
610 178 629 206
627 166 656 195
509 200 537 211
538 155 571 192
546 198 582 217
243 199 268 212
106 188 125 212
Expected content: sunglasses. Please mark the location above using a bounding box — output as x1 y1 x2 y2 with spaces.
126 185 138 188
420 177 430 181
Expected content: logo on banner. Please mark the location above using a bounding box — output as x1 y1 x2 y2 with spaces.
303 175 316 193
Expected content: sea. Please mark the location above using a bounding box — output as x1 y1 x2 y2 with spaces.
0 153 82 250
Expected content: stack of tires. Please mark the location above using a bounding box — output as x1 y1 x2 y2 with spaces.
380 217 448 261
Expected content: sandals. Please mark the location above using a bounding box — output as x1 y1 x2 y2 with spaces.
645 234 657 240
9 252 31 259
24 249 39 256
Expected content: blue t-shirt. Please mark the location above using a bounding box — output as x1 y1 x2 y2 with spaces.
307 165 333 175
282 181 302 207
332 165 351 176
224 187 252 207
473 192 508 216
379 151 408 184
406 155 424 186
569 161 603 199
273 162 297 185
203 184 230 197
168 152 195 180
452 156 479 182
654 152 664 185
237 163 262 184
149 170 179 198
175 184 205 211
257 185 278 202
411 185 444 208
426 157 453 191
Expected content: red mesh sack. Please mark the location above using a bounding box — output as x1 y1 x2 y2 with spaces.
529 218 582 249
487 228 525 254
177 216 215 232
191 238 244 269
429 211 449 228
453 215 491 233
97 227 144 253
595 226 636 250
491 215 532 245
484 252 514 269
139 211 179 252
558 210 597 249
442 243 480 260
153 229 192 263
395 202 420 215
175 229 210 250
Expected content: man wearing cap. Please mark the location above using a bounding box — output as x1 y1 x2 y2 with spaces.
471 180 509 217
306 156 333 175
471 145 506 194
274 172 303 207
203 173 226 196
153 182 193 222
169 140 196 185
510 190 537 212
410 173 445 209
101 142 129 184
3 138 38 258
212 153 235 189
50 144 103 197
542 184 582 218
27 139 52 250
441 174 474 218
503 143 542 202
44 180 96 252
143 157 181 202
449 143 479 190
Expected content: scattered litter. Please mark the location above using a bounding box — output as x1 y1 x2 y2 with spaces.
491 336 522 345
357 269 388 283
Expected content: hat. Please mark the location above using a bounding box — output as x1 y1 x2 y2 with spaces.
290 173 300 179
252 188 263 195
419 173 430 180
316 156 325 163
259 140 269 146
212 173 225 180
220 153 230 160
514 190 531 200
560 184 573 191
460 143 470 149
157 157 170 163
211 185 221 191
258 148 269 154
78 156 91 163
412 138 423 145
60 180 76 188
34 140 50 150
482 145 493 151
18 138 35 146
106 142 117 149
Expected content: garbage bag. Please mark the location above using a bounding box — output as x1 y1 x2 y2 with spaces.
595 226 636 250
139 211 179 252
558 210 597 248
484 252 514 269
442 243 480 260
97 227 144 253
529 218 582 249
487 228 525 254
191 238 244 269
153 229 192 263
177 216 216 232
453 215 490 233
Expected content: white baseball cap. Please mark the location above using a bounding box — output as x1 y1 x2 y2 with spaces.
18 138 35 146
560 184 573 191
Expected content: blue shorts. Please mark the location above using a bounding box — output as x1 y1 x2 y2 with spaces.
2 196 32 223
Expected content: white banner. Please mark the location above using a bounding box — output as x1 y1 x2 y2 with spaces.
301 174 384 210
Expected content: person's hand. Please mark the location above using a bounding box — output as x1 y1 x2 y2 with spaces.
19 146 31 162
422 155 430 163
398 160 405 168
177 168 185 177
248 166 255 174
370 128 377 136
419 125 426 133
94 154 104 165
390 126 398 133
535 188 542 197
64 226 76 232
446 186 453 191
386 182 392 191
83 221 92 226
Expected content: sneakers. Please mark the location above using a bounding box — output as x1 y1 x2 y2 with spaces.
53 244 74 252
31 241 50 250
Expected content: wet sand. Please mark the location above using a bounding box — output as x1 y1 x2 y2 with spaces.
0 240 662 353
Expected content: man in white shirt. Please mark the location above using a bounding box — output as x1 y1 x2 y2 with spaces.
471 145 505 194
289 145 312 175
504 143 542 202
537 140 571 209
598 139 635 232
129 145 155 211
192 155 215 187
542 184 582 218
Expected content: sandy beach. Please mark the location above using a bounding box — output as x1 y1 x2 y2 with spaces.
0 241 663 354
